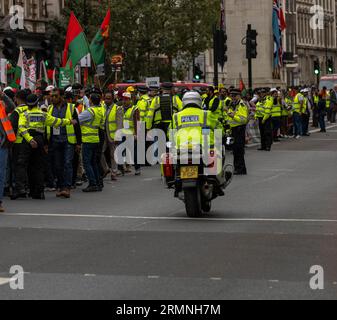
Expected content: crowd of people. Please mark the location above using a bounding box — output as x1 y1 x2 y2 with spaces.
0 81 334 212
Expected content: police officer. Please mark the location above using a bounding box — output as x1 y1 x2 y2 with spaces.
256 89 273 151
225 89 249 175
271 88 282 142
137 86 151 123
203 86 222 120
146 83 182 135
16 94 76 200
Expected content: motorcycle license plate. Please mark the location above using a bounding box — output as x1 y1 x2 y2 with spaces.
180 166 198 179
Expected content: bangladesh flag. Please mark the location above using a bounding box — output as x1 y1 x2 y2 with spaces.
10 47 26 89
62 12 90 67
90 9 111 66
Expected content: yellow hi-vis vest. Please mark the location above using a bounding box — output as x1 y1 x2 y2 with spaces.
293 93 303 113
255 100 265 118
227 101 249 128
171 107 222 148
14 105 28 144
46 103 77 144
271 100 282 118
137 94 151 123
106 104 120 141
81 106 104 144
122 105 138 135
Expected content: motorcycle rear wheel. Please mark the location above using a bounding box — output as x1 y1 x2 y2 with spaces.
184 188 202 218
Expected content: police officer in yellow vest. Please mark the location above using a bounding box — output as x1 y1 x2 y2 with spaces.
203 86 222 121
270 88 282 142
16 94 76 200
101 91 123 181
225 89 249 175
78 93 105 192
46 88 82 198
136 86 151 123
255 89 273 151
146 83 182 134
170 91 223 150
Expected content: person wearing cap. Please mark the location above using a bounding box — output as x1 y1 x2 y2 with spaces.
203 86 222 120
136 86 151 123
270 89 282 142
14 94 76 200
118 92 141 176
101 91 123 181
78 93 106 192
225 89 249 175
45 88 82 198
146 82 182 134
292 89 304 139
148 86 160 100
254 89 272 151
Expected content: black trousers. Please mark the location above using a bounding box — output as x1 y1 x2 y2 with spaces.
258 118 273 150
13 140 45 197
232 125 247 174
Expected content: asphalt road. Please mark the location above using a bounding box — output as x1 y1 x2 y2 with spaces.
1 125 337 300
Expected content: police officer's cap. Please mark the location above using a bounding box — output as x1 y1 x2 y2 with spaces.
149 86 160 91
161 82 173 90
26 94 40 107
137 86 149 93
230 89 241 96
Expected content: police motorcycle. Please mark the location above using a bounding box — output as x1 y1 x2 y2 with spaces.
162 92 234 218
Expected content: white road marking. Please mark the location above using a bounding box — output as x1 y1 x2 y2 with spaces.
148 276 160 279
0 278 12 286
210 278 222 281
3 212 337 223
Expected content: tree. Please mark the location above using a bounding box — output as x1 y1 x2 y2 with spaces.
50 0 219 81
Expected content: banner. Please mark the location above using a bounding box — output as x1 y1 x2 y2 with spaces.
59 67 74 88
27 58 36 91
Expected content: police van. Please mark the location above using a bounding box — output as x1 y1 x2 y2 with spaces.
319 74 337 90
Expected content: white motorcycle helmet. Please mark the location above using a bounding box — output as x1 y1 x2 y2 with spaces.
182 91 202 108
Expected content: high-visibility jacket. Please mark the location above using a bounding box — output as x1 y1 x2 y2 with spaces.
106 104 121 141
263 96 273 122
46 103 77 144
81 106 104 144
13 105 28 144
19 107 72 143
227 100 249 128
284 97 293 116
137 94 151 123
293 93 304 113
271 99 282 118
146 95 182 130
122 105 138 135
255 100 265 118
326 93 331 109
171 106 223 148
0 101 16 143
302 97 309 114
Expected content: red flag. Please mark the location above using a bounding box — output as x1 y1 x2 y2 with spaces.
62 12 86 67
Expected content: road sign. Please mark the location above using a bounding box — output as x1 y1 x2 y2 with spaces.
146 77 160 88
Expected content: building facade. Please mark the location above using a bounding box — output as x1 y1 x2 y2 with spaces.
0 0 63 55
285 0 337 86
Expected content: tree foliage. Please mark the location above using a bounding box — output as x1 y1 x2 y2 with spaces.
50 0 219 81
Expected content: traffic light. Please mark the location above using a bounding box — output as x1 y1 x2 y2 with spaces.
40 39 54 68
314 60 320 75
2 36 19 62
246 28 258 59
193 64 204 81
216 30 228 68
328 58 334 74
